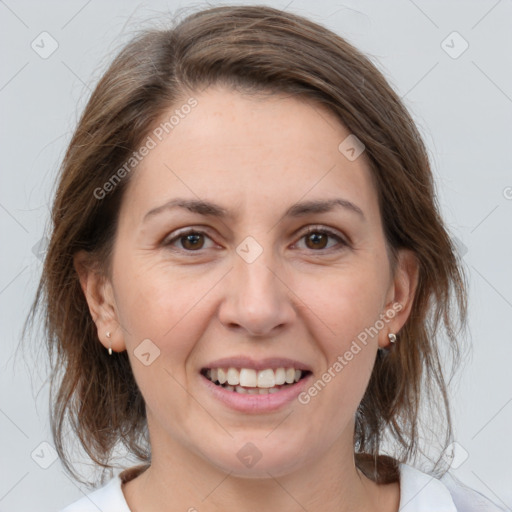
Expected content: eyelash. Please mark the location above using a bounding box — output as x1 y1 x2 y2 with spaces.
162 226 349 255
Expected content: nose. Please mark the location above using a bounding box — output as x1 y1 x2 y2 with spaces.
218 250 297 337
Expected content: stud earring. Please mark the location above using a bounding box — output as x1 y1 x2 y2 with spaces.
388 333 397 344
106 331 112 355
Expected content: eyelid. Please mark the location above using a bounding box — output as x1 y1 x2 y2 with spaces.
293 225 349 250
163 224 350 253
162 226 218 249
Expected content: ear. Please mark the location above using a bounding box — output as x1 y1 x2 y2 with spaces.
379 249 419 349
73 250 126 353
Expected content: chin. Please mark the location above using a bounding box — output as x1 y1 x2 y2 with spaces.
199 435 311 478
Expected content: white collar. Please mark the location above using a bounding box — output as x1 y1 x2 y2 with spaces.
62 462 503 511
399 463 457 511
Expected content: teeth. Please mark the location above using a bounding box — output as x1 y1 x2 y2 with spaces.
205 366 307 391
257 369 275 388
217 368 228 384
239 368 257 387
275 367 286 385
227 367 240 386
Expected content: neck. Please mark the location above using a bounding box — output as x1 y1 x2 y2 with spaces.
122 425 398 512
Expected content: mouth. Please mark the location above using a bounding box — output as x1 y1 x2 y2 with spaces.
200 367 312 395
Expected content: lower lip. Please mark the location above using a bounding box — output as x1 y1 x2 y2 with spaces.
200 373 312 413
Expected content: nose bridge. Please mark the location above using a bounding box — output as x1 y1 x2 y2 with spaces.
239 250 280 302
218 238 295 336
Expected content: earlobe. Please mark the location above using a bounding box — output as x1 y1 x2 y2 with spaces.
380 249 419 348
73 250 125 353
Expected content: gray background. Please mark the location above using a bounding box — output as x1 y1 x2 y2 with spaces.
1 0 511 510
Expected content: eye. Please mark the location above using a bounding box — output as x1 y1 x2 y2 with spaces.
163 229 215 252
162 226 348 254
294 226 348 252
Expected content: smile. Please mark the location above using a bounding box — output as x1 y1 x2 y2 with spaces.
201 367 311 395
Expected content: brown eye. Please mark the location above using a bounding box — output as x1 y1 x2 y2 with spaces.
295 227 347 252
164 229 214 252
180 232 205 250
305 231 329 250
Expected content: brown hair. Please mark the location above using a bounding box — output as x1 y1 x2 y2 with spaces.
24 4 467 486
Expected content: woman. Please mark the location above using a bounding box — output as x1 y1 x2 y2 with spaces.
26 4 504 511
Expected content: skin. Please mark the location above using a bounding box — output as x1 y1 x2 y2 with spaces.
75 85 418 512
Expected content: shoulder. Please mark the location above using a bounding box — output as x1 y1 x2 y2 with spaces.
399 463 506 512
60 473 130 512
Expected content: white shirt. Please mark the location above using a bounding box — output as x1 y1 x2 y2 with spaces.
60 463 505 511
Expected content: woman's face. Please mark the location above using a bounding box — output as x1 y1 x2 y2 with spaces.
87 86 416 477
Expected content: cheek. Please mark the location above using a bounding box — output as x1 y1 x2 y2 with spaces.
296 275 380 426
112 256 213 342
111 258 229 403
295 263 388 350
291 262 386 409
111 260 217 419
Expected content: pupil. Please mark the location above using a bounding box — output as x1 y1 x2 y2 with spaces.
308 232 326 249
183 233 203 250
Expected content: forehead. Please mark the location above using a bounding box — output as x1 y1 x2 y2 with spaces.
120 86 380 225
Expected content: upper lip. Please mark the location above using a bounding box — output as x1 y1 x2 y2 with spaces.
202 356 313 372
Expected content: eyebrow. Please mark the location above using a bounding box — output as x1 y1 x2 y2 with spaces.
143 197 365 223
